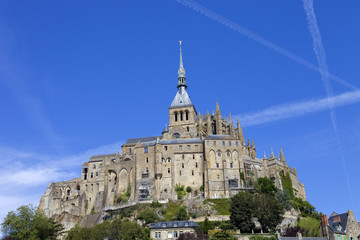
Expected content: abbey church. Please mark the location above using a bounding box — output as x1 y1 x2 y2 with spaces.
39 43 306 227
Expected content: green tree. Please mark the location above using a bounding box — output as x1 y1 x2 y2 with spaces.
65 225 91 240
275 190 292 211
230 192 254 232
186 186 192 193
297 217 321 237
253 194 284 232
175 184 186 200
137 209 160 225
176 206 190 220
1 204 63 240
254 177 277 196
201 217 212 234
210 230 236 240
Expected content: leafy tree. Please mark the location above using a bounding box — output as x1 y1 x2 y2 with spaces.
201 217 212 234
175 184 186 200
176 206 190 220
253 194 284 232
210 230 236 240
230 192 254 232
254 177 277 196
279 171 294 200
249 236 276 240
1 204 63 240
137 209 160 225
275 190 292 211
65 225 91 240
219 222 236 231
297 217 321 237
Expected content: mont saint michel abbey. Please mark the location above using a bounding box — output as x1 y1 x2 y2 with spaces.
39 43 306 227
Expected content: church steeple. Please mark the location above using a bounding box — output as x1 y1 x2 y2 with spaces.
177 41 187 89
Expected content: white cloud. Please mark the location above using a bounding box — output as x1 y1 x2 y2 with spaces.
237 90 360 127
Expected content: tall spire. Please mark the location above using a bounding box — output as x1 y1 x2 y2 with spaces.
177 40 187 89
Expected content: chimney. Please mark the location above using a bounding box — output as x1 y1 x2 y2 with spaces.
321 215 329 227
297 232 302 240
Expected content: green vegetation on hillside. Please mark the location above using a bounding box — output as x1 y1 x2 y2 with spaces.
207 199 231 215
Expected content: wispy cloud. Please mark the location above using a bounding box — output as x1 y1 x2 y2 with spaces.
237 90 360 127
175 0 358 90
303 0 354 207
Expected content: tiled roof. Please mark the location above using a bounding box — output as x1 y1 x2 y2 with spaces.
150 221 199 229
125 136 161 145
328 212 348 234
169 87 193 109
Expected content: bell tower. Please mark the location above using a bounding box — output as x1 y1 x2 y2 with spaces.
167 41 197 139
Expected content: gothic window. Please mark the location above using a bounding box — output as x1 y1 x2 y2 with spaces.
179 145 183 151
216 162 219 168
91 172 93 178
230 162 233 168
192 170 194 176
195 145 198 150
187 145 191 150
222 141 225 146
213 141 216 146
196 162 198 168
67 189 70 195
186 126 189 132
217 152 221 157
212 124 216 134
229 141 231 146
168 158 171 163
182 163 184 168
144 147 148 153
146 157 149 163
173 133 180 139
236 141 239 146
168 168 170 173
227 152 230 157
175 112 178 122
180 111 183 121
185 111 189 120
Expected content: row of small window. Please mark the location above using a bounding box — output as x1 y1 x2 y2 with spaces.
89 172 99 178
179 145 199 151
155 230 185 239
92 163 103 169
174 110 189 122
85 183 99 192
217 151 231 157
145 145 200 153
215 162 234 168
207 141 239 147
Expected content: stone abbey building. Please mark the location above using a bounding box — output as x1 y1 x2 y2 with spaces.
39 43 306 227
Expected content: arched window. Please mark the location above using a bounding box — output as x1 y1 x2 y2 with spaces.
175 112 178 122
67 189 71 195
180 111 183 121
186 111 189 120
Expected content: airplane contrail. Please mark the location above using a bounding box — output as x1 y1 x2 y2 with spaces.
175 0 358 90
303 0 354 207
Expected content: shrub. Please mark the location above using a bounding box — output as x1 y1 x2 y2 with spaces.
186 186 192 193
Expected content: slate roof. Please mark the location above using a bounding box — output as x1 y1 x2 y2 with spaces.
170 87 193 109
328 212 348 234
124 136 161 145
150 221 199 229
206 135 237 140
160 138 202 145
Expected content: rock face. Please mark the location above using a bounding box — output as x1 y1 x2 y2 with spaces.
38 45 306 231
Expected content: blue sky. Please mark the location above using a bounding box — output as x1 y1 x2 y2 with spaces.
0 0 360 224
